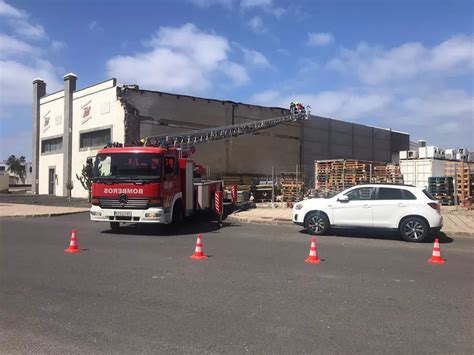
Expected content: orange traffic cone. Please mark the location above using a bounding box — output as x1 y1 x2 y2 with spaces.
64 229 81 253
428 238 445 264
190 234 208 260
305 237 321 264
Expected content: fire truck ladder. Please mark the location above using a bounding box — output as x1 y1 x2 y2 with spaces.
144 105 311 148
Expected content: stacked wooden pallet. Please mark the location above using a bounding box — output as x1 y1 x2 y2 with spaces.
371 164 404 184
428 176 454 205
370 163 390 183
315 159 404 197
444 162 474 204
280 172 304 202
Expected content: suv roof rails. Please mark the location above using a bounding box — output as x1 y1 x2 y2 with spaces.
358 183 416 187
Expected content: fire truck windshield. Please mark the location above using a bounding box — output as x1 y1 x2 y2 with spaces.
93 153 162 180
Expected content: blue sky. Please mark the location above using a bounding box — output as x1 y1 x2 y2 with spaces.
0 0 473 160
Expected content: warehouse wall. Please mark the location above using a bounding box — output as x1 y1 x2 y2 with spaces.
302 116 409 187
120 88 301 177
118 87 409 184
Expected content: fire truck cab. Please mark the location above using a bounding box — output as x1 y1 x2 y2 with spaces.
89 146 222 231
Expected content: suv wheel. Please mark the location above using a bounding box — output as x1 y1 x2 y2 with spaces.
305 212 330 236
399 217 429 242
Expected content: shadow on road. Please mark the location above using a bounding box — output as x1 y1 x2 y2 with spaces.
99 204 243 237
100 218 239 237
298 228 454 244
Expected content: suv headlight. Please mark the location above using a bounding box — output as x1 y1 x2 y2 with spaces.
294 203 303 210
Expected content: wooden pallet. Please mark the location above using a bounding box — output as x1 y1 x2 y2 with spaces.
315 159 404 195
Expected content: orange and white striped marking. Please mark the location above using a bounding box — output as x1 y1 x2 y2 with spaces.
64 229 81 253
305 238 321 264
428 238 445 264
191 234 208 260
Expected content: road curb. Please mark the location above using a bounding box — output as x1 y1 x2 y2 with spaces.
2 210 89 218
227 214 294 226
227 214 473 237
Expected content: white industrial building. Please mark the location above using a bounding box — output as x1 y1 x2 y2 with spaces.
34 76 123 197
32 74 409 198
399 143 473 188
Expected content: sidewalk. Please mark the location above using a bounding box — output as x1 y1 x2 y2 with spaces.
228 205 474 237
0 203 89 217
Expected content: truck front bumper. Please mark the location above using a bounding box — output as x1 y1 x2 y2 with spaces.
90 205 168 224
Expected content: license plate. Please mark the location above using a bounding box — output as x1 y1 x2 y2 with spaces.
114 211 132 217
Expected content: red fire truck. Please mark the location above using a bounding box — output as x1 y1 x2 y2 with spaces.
89 103 310 231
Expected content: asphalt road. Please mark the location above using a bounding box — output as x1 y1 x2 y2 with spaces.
1 213 473 354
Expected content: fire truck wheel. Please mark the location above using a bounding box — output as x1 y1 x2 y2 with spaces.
172 200 183 225
110 222 120 232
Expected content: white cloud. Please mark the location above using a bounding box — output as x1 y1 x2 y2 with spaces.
249 87 474 148
0 2 62 109
0 0 25 18
147 23 229 69
107 23 251 94
88 20 104 32
240 0 285 17
328 35 474 85
0 1 46 40
307 32 334 46
0 34 34 58
250 89 392 121
189 0 233 8
51 40 66 50
221 62 250 85
0 59 62 107
271 6 286 17
238 46 272 68
248 16 266 34
0 130 32 160
0 1 63 160
395 90 474 145
241 0 272 8
400 90 473 121
10 19 45 39
249 89 281 104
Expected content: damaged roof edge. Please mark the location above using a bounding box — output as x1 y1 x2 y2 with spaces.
118 85 289 112
118 84 409 136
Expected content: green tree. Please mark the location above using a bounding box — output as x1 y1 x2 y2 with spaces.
6 155 26 183
76 158 94 202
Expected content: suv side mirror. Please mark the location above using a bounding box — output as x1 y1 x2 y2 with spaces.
337 195 349 203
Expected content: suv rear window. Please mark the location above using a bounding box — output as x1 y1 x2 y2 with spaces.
402 190 417 200
422 189 437 201
377 188 403 200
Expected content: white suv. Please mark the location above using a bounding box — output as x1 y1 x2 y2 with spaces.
293 184 443 242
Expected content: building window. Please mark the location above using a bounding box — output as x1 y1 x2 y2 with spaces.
0 166 5 171
80 128 111 149
29 166 32 173
41 137 63 153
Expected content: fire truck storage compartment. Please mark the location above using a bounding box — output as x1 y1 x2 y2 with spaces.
184 159 194 216
195 181 221 210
